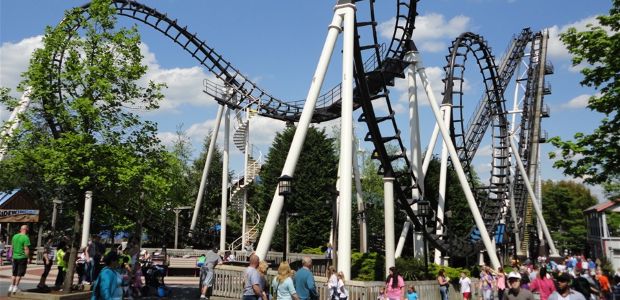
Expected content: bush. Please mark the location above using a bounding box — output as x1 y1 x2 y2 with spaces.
301 246 323 255
351 252 384 281
396 257 429 280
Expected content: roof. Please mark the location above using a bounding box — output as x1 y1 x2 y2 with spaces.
584 199 620 213
0 189 37 210
0 190 20 207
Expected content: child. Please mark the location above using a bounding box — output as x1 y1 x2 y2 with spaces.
407 285 418 300
377 287 387 300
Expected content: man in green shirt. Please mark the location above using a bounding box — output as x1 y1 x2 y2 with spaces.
9 225 31 295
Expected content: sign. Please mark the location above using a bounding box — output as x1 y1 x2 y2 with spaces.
0 209 39 222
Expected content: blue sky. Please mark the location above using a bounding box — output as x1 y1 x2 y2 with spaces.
0 0 612 200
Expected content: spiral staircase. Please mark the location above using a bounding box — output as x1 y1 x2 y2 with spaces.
228 108 262 251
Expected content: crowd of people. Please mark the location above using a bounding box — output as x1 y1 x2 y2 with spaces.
5 224 171 299
6 225 620 300
453 256 618 300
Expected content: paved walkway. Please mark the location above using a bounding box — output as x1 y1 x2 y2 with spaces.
0 264 207 299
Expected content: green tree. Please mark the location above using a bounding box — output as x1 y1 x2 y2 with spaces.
541 180 597 253
550 1 620 196
252 126 338 252
0 0 168 291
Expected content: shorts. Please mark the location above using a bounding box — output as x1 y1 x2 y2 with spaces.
12 258 28 277
463 292 471 300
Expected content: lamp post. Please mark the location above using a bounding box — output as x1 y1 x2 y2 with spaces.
174 206 192 249
417 200 432 278
278 175 293 262
51 199 63 230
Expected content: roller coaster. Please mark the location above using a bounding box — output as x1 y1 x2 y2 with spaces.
0 0 556 270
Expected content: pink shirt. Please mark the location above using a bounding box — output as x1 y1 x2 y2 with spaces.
386 276 405 299
530 277 556 300
496 273 506 290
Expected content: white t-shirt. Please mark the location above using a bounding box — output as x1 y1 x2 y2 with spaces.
460 277 472 293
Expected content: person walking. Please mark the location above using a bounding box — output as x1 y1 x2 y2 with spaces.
294 256 318 300
548 274 586 300
37 238 54 290
505 271 534 300
8 225 30 295
200 244 222 299
479 267 495 300
243 254 267 300
327 266 339 300
258 260 270 300
460 272 472 300
271 262 299 300
497 267 507 300
91 251 123 300
438 269 451 300
386 266 405 300
55 241 68 291
530 267 556 300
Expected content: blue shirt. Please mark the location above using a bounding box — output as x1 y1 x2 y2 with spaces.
407 291 419 300
272 277 297 300
294 267 317 300
243 266 262 296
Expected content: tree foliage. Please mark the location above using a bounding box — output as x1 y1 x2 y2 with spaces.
550 0 620 192
0 0 171 290
252 126 338 252
541 180 597 253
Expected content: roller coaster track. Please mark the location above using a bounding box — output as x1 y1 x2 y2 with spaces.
449 29 531 239
40 0 549 256
510 31 553 255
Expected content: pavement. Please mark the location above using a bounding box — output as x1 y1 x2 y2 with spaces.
0 264 206 299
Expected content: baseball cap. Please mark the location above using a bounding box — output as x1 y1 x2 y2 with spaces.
508 272 521 280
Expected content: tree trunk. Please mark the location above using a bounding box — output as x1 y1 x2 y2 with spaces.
63 212 81 293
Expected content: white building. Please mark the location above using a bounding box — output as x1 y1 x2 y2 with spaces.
584 199 620 269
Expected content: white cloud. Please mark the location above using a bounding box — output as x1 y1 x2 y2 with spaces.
547 16 600 61
378 13 471 53
0 36 44 122
0 35 43 91
138 43 219 114
561 94 591 109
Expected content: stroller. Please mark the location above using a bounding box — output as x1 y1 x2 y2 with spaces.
141 260 170 297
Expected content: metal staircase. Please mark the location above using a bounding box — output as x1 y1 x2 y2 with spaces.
228 108 262 251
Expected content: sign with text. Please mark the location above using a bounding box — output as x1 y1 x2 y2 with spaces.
0 209 39 222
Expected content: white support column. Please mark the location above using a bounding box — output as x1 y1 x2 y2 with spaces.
509 137 559 257
508 184 522 256
403 51 425 259
435 105 451 264
423 124 440 173
384 177 396 274
0 88 31 162
395 221 411 258
190 104 225 236
220 107 230 252
255 10 344 260
80 191 93 249
337 2 356 280
414 51 501 270
353 132 367 253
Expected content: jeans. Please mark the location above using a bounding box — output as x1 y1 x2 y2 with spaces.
55 267 66 288
440 285 449 300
